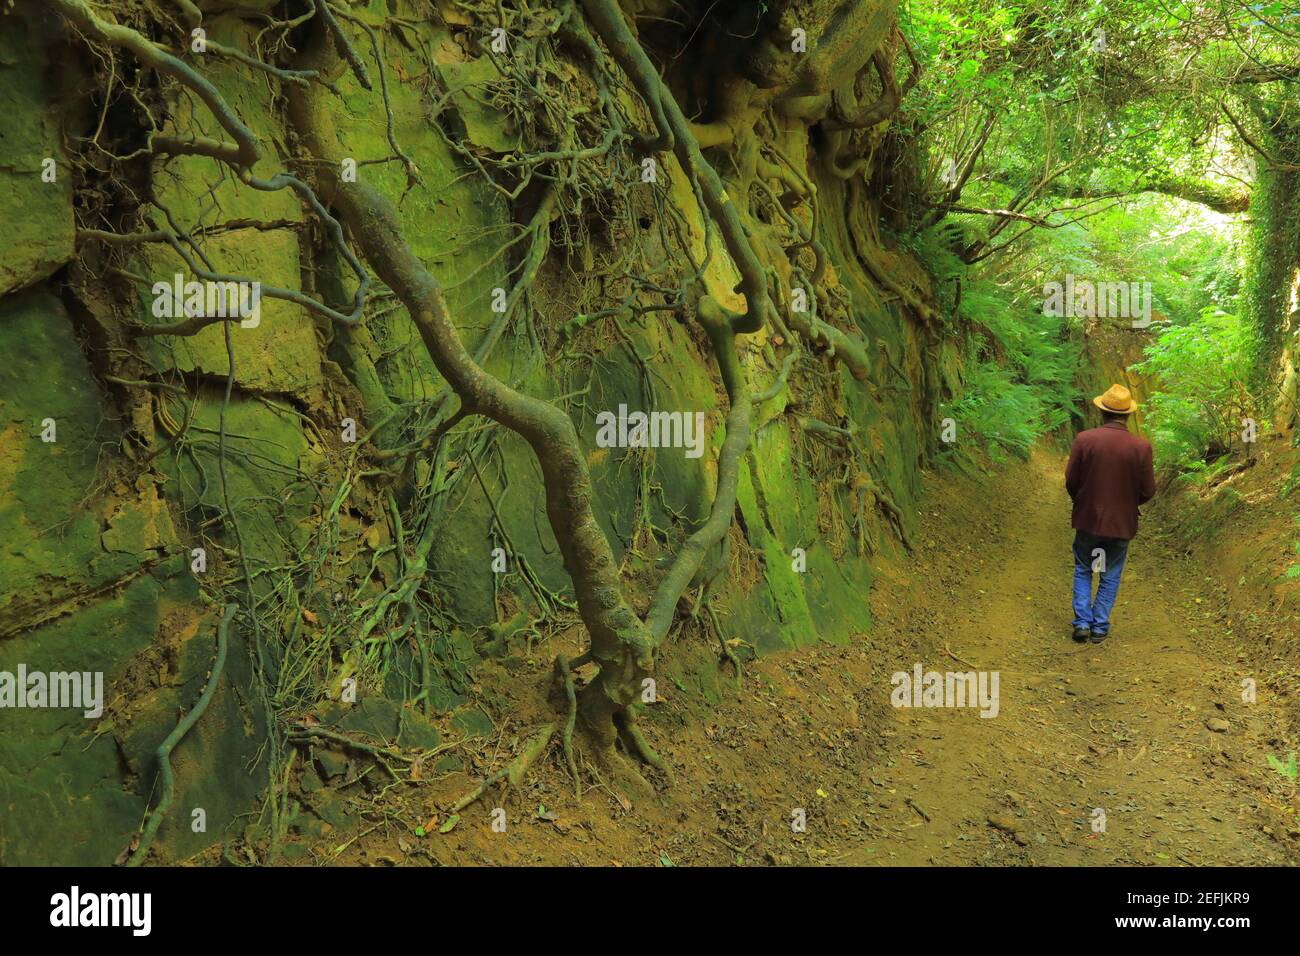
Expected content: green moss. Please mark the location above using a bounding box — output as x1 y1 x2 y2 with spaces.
0 576 167 865
0 2 977 863
328 29 510 405
133 232 326 395
1242 134 1300 396
0 15 74 295
439 57 526 154
335 696 441 749
451 706 495 739
0 292 180 636
156 390 322 575
150 16 301 227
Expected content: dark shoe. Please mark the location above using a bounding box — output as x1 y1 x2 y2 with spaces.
1072 627 1091 642
1089 631 1108 644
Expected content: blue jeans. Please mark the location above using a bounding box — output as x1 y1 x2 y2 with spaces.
1071 530 1130 635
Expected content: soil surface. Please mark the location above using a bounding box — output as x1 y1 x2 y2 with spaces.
283 448 1299 867
846 450 1296 866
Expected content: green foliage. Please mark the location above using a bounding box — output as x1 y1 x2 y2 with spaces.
1132 308 1256 471
1267 751 1298 782
1287 516 1300 582
899 0 1298 474
917 232 1082 459
903 0 1290 212
946 362 1052 459
1242 156 1300 393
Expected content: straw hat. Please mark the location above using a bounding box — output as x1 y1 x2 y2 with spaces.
1093 383 1137 415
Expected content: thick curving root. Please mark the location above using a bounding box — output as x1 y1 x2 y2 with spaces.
284 18 659 778
449 724 556 814
125 603 234 867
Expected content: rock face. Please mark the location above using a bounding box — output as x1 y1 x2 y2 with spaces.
0 0 956 863
0 15 75 297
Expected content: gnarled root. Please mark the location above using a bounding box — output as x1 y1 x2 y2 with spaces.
553 651 668 802
554 654 583 797
614 707 672 787
126 603 233 867
449 723 555 814
574 654 656 797
705 599 744 682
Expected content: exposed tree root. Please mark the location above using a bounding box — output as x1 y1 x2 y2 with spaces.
822 33 920 132
449 723 555 814
579 0 773 334
286 17 658 768
125 603 233 867
704 599 744 681
614 709 672 787
554 654 582 797
52 0 930 819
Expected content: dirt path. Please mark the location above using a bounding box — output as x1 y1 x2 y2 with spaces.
852 451 1295 865
293 448 1297 868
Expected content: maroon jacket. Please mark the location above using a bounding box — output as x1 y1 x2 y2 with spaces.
1064 421 1156 540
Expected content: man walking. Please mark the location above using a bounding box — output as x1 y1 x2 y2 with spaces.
1064 384 1156 644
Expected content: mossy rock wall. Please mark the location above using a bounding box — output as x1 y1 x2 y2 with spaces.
0 0 954 863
